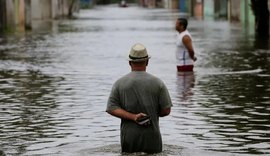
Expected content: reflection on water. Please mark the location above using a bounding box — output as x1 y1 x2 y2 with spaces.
0 4 270 156
79 144 235 156
176 71 195 101
194 73 270 154
0 69 67 155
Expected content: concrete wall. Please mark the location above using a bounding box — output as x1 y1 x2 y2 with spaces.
179 0 184 11
148 0 156 8
0 0 79 32
5 0 15 28
139 0 156 8
179 0 188 12
203 0 214 20
31 0 52 20
17 0 25 31
214 0 227 19
0 0 25 32
194 0 203 20
228 0 254 24
228 0 241 21
51 0 70 19
59 0 70 17
52 0 60 19
25 0 31 29
163 0 169 8
240 0 255 24
163 0 178 9
37 0 80 19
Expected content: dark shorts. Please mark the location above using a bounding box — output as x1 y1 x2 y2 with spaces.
177 65 194 72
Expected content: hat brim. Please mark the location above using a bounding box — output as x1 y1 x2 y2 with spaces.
127 56 151 62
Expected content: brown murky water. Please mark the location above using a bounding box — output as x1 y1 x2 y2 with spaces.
0 4 269 156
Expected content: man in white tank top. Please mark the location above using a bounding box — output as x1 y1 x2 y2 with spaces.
175 18 197 72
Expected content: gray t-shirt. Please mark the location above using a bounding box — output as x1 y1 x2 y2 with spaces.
106 71 172 153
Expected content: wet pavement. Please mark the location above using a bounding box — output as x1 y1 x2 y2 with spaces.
0 4 270 156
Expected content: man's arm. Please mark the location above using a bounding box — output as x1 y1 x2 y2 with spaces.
159 107 171 117
183 35 196 61
107 108 146 122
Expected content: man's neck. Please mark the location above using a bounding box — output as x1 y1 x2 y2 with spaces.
131 66 146 71
178 29 186 34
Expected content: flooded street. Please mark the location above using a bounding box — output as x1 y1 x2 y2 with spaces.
0 4 270 156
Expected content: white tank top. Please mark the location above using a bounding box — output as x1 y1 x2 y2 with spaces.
175 30 194 66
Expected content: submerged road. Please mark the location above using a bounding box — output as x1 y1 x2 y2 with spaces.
0 4 269 156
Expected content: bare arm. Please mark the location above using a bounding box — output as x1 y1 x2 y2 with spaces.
159 107 171 117
183 35 196 61
107 108 146 122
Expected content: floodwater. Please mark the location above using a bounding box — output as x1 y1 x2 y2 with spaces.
0 4 270 156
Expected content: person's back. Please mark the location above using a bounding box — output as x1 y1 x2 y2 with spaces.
106 43 172 154
113 71 169 153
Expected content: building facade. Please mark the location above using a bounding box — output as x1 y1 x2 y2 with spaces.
141 0 256 24
0 0 79 32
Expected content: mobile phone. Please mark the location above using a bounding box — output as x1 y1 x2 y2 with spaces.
137 115 151 125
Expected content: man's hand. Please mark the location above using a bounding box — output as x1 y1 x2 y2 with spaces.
134 113 146 122
107 109 151 126
193 56 197 62
134 113 151 126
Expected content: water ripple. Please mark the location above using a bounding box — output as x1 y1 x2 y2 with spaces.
1 4 270 156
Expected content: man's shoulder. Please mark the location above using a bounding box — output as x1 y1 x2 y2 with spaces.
114 72 139 85
145 72 159 79
114 73 131 83
144 73 164 84
183 30 191 36
115 72 163 83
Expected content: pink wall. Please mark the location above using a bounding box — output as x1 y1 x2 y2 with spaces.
194 1 203 20
17 0 25 31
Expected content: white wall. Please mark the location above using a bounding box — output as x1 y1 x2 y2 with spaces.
5 0 15 26
31 0 52 20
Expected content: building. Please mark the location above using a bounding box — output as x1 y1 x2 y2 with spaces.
0 0 80 32
162 0 255 24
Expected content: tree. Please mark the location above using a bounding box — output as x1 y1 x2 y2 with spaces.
250 0 270 38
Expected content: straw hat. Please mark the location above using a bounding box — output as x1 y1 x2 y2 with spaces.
128 43 151 62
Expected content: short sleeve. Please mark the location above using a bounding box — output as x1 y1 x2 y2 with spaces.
158 82 173 110
106 83 121 112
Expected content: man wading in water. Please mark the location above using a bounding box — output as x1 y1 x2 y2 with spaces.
106 43 172 153
175 18 197 72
